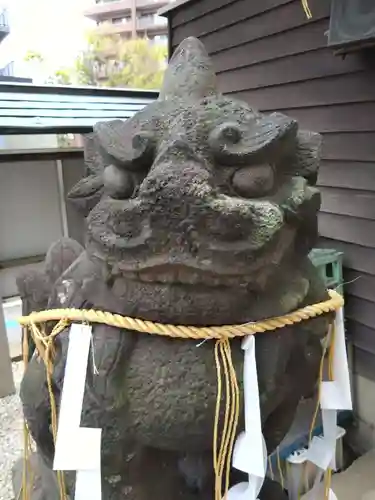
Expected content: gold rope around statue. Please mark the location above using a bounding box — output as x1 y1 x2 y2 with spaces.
19 289 343 500
19 289 343 339
301 0 312 18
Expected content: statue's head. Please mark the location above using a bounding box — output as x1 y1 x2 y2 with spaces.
69 37 321 296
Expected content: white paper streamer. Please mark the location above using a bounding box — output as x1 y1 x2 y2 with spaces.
320 308 352 411
286 426 346 500
328 489 338 500
228 336 267 500
306 468 325 498
53 324 102 500
304 306 352 499
286 447 308 500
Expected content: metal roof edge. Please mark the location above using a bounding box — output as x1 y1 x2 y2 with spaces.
0 84 159 134
0 82 159 100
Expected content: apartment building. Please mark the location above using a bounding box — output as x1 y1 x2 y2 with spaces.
0 8 10 79
0 7 8 44
83 0 174 43
0 9 31 83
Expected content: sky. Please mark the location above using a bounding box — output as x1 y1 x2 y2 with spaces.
0 0 94 80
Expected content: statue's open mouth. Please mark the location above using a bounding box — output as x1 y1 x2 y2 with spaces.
121 263 244 287
89 218 296 290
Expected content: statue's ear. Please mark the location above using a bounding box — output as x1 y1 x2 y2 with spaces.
67 175 103 217
290 131 322 186
67 132 105 217
44 237 84 284
82 133 105 175
159 37 218 102
16 269 51 314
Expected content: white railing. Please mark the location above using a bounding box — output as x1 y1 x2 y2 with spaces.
0 61 14 77
0 9 9 28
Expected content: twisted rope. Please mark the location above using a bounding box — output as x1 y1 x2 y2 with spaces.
302 0 312 18
19 289 343 340
20 289 343 500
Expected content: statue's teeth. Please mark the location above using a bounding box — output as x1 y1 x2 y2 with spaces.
177 270 199 285
158 273 172 283
132 267 241 287
138 272 155 283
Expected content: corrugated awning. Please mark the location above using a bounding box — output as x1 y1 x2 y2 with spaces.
0 82 158 134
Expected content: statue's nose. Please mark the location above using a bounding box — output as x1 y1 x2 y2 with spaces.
138 139 213 202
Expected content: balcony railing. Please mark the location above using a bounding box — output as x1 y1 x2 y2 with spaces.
136 0 170 9
0 61 14 77
93 0 168 7
84 1 131 19
95 0 123 3
0 8 9 28
137 16 167 30
84 0 170 19
96 14 167 35
97 19 134 35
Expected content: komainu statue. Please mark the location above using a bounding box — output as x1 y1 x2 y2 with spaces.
15 37 330 500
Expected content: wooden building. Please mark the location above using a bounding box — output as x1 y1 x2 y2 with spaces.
160 0 375 451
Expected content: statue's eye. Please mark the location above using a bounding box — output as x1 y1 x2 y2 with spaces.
125 132 155 171
232 164 275 198
103 164 134 200
209 114 298 166
95 123 155 172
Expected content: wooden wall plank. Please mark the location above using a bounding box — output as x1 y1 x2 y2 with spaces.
353 347 375 382
284 103 375 133
349 322 375 356
171 0 238 27
318 161 375 191
172 0 295 41
320 188 375 220
322 133 375 162
173 0 329 53
345 271 375 304
231 72 375 110
211 18 329 73
217 50 370 94
319 239 375 277
345 297 375 331
319 213 375 248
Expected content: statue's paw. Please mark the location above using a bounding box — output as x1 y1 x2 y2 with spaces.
178 452 213 493
12 452 68 500
259 477 288 499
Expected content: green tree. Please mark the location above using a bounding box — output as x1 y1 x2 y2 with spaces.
73 30 115 86
105 37 167 89
24 50 45 63
23 50 66 85
62 32 167 89
53 68 73 85
24 33 167 90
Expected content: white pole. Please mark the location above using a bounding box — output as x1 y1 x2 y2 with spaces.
0 296 15 397
56 159 69 238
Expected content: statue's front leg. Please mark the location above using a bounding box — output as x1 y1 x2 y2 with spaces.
259 477 289 499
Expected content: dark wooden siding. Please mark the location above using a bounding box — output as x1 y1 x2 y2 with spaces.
167 0 375 379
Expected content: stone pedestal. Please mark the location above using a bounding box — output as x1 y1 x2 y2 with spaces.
302 449 375 500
